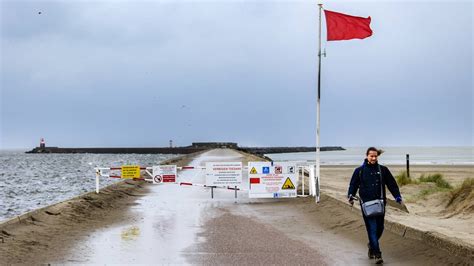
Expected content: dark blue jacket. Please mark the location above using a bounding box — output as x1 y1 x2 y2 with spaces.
348 159 401 203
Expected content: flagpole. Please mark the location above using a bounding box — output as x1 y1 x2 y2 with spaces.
315 3 323 203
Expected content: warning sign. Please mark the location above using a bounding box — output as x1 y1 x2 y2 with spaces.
153 175 162 184
282 177 295 189
121 165 140 179
152 165 177 184
250 167 258 174
288 166 295 174
275 166 282 174
248 162 298 198
206 162 242 186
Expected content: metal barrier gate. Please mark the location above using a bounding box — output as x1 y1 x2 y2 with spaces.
94 162 320 201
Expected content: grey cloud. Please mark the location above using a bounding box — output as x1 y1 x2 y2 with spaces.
1 0 472 149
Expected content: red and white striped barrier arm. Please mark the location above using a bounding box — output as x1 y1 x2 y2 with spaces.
179 182 246 191
178 166 250 170
178 166 206 170
108 175 145 181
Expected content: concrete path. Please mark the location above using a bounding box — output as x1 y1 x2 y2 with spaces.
55 149 271 264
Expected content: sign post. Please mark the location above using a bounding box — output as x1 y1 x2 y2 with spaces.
206 162 242 199
301 166 305 196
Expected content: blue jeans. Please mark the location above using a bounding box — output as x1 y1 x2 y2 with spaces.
362 213 385 255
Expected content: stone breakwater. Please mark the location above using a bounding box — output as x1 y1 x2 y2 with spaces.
26 143 345 154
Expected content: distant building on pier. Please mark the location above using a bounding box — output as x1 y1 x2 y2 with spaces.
191 142 238 149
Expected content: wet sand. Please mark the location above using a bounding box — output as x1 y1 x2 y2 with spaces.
0 149 471 264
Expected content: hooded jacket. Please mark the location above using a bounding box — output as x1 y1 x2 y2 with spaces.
347 159 401 203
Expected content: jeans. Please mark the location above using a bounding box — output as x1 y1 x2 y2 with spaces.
362 213 385 255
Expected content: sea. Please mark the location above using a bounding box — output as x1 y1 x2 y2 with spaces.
1 147 472 222
0 151 177 222
265 147 474 166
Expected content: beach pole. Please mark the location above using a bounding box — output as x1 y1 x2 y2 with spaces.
95 169 100 194
315 3 323 203
406 154 410 178
302 166 305 196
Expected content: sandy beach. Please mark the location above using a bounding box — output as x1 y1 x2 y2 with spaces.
0 149 472 264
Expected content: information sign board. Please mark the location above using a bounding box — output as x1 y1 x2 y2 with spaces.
121 165 141 179
152 165 177 184
248 162 297 198
205 162 243 186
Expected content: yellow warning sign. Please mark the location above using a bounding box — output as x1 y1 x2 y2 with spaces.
250 167 258 174
122 165 140 178
282 177 295 190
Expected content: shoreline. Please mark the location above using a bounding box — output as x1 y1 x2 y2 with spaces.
0 150 199 227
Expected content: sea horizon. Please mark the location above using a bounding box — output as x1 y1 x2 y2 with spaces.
1 145 473 152
265 146 473 166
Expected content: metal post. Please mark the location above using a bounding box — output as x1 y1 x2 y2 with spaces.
211 186 214 199
406 154 410 178
302 167 305 196
315 3 323 203
95 169 100 194
235 186 237 200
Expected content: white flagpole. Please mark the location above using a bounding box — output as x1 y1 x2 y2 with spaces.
315 3 323 203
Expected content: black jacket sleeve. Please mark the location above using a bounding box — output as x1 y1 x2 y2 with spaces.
382 166 401 199
347 167 361 198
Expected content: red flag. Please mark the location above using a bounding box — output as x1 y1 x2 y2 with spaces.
324 10 373 41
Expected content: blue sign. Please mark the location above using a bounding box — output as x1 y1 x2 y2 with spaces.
262 166 270 174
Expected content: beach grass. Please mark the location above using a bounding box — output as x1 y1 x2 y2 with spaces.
419 173 452 189
398 172 454 200
396 171 418 186
447 178 474 206
418 186 451 198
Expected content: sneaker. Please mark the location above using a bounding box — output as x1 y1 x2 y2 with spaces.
367 244 375 259
375 253 383 264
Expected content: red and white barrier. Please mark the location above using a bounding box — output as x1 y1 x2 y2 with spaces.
94 164 205 193
94 163 319 201
94 167 152 193
179 182 244 191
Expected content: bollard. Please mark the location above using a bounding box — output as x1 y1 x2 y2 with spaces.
301 166 305 196
406 154 410 178
309 165 315 196
95 170 100 194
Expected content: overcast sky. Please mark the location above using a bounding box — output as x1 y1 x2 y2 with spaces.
1 0 472 149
